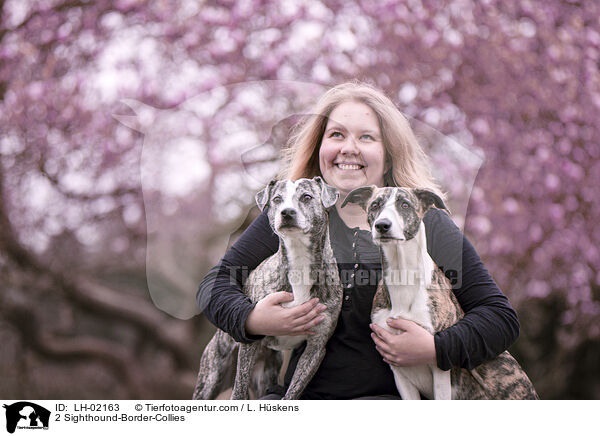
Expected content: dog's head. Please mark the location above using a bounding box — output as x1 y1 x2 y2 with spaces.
255 177 339 238
341 186 447 244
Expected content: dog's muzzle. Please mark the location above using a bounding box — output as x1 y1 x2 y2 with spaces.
375 218 391 234
281 208 296 219
277 208 300 230
373 218 405 242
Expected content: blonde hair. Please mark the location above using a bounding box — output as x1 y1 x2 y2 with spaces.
280 81 445 201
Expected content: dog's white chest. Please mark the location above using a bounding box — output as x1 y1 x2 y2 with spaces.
373 221 452 400
280 241 314 309
268 243 314 350
280 283 312 309
375 230 435 333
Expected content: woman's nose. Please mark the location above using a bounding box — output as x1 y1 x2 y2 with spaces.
340 134 359 154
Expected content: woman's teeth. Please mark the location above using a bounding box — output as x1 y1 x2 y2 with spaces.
336 163 363 170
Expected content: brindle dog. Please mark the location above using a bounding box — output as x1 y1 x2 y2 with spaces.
194 177 342 400
343 186 538 400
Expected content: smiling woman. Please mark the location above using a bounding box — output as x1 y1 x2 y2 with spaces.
283 82 443 202
196 81 521 400
318 101 387 196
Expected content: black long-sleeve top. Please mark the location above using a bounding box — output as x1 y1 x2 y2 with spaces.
196 206 520 399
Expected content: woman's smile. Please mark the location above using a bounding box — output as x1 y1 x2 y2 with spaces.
334 163 364 170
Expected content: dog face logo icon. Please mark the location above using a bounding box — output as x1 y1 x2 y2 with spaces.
3 402 50 434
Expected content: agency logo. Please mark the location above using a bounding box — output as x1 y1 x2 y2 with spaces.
3 402 50 434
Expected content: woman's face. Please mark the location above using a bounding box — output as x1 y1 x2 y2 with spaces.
319 101 387 197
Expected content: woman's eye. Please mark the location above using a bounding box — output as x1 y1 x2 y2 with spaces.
301 194 313 201
272 196 283 204
330 131 343 138
360 134 375 141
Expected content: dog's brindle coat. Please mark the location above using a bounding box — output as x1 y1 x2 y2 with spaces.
193 328 285 400
343 186 538 400
194 177 342 400
231 177 342 400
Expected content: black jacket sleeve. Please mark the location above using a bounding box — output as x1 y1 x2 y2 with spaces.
424 209 520 370
196 209 279 343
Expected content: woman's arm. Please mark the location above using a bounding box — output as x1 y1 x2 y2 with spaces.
197 210 278 343
370 208 519 370
426 208 520 370
197 209 326 343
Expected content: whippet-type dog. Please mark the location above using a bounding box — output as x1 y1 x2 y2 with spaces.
231 177 342 400
342 186 538 400
194 177 342 400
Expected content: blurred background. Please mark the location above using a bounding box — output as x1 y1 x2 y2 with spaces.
1 0 598 399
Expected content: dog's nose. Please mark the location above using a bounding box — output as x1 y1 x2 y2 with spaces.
374 219 391 234
281 208 297 219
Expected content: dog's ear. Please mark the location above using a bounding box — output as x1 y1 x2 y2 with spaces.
341 186 375 210
255 180 277 211
412 189 449 213
313 176 339 209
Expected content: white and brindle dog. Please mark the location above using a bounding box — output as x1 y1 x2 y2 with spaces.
194 177 342 400
342 186 538 400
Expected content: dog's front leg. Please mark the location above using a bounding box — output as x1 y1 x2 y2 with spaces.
432 367 452 400
282 339 326 400
392 369 421 400
194 330 237 400
231 341 260 400
250 348 283 399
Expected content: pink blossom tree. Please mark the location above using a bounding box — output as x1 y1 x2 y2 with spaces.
0 0 598 398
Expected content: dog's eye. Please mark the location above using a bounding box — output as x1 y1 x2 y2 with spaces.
370 201 379 210
401 202 410 209
272 195 283 204
301 194 313 202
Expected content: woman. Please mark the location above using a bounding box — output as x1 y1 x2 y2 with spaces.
196 81 519 399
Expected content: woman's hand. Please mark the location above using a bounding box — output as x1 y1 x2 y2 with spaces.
370 318 436 367
245 291 327 337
